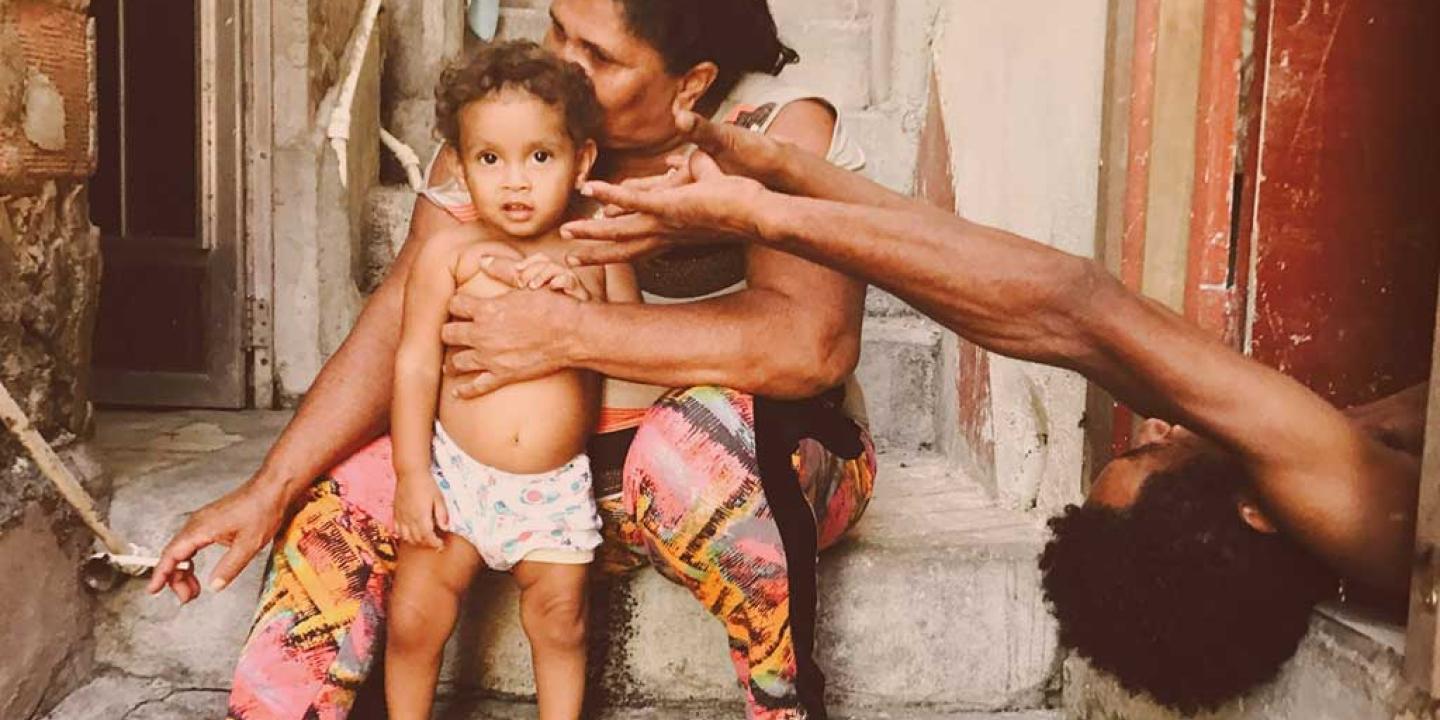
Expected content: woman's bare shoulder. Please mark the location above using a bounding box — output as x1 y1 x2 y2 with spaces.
763 99 837 153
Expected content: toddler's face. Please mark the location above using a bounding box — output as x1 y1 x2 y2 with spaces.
454 89 596 238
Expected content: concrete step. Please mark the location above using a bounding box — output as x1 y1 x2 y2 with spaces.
44 673 1061 720
66 411 1056 716
857 315 944 452
362 183 415 293
1065 604 1426 720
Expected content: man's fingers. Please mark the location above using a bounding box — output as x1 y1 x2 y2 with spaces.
565 238 670 267
677 110 739 159
618 169 683 193
689 150 726 181
208 541 257 593
562 212 668 242
579 181 668 217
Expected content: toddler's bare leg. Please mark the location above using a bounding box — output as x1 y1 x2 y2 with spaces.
385 536 482 720
514 560 590 720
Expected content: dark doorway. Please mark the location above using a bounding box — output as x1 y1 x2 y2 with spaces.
89 0 245 408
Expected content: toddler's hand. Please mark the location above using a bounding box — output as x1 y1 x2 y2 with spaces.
396 472 449 549
515 254 591 302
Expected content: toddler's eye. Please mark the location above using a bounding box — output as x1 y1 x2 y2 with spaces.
479 152 499 165
532 150 552 163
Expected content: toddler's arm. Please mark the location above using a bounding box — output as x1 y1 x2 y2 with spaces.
390 232 468 547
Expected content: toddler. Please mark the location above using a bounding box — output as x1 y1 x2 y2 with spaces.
385 40 635 720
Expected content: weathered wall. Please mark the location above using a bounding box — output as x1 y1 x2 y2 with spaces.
381 0 464 175
0 0 105 716
272 0 384 402
930 0 1108 511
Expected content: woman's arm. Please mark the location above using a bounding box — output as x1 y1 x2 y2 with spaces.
259 151 469 503
148 156 467 600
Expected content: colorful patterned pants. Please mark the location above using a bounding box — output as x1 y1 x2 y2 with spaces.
224 386 876 720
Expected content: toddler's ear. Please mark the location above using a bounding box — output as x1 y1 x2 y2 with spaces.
574 139 599 188
440 142 471 190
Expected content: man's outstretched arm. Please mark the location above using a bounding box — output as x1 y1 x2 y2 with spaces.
572 123 1419 591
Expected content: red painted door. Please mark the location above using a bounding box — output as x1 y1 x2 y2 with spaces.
1244 0 1440 406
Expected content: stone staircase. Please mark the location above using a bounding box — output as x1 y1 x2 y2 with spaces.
42 2 1067 717
41 393 1059 719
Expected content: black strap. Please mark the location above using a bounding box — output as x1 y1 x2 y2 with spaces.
752 386 864 719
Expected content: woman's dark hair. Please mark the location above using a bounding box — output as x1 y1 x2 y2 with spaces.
1039 455 1334 714
615 0 799 109
435 40 603 148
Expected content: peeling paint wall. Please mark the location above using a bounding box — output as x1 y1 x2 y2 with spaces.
0 0 104 716
929 0 1109 511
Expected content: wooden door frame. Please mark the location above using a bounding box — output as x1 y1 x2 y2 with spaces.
244 0 275 409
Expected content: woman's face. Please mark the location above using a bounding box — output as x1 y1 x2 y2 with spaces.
544 0 695 153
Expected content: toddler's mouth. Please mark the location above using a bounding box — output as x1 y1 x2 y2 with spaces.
501 201 535 220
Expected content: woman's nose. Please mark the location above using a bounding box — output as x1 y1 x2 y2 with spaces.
1135 418 1174 446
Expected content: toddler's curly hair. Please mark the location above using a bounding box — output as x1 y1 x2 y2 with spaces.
435 40 603 148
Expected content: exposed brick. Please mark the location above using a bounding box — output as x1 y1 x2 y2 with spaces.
0 0 94 187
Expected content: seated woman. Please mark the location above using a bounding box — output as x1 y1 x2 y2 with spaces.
150 2 874 719
557 110 1429 716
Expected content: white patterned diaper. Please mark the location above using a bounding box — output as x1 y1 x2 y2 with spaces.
430 422 602 571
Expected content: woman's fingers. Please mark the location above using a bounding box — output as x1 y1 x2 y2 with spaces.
447 293 483 321
519 261 565 289
148 517 215 595
208 538 261 593
477 254 522 287
549 273 591 302
455 370 510 399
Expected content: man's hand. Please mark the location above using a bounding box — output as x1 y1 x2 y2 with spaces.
441 288 582 398
672 108 788 184
395 472 449 549
146 480 288 603
561 150 772 266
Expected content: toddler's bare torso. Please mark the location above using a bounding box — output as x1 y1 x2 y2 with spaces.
437 240 599 474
